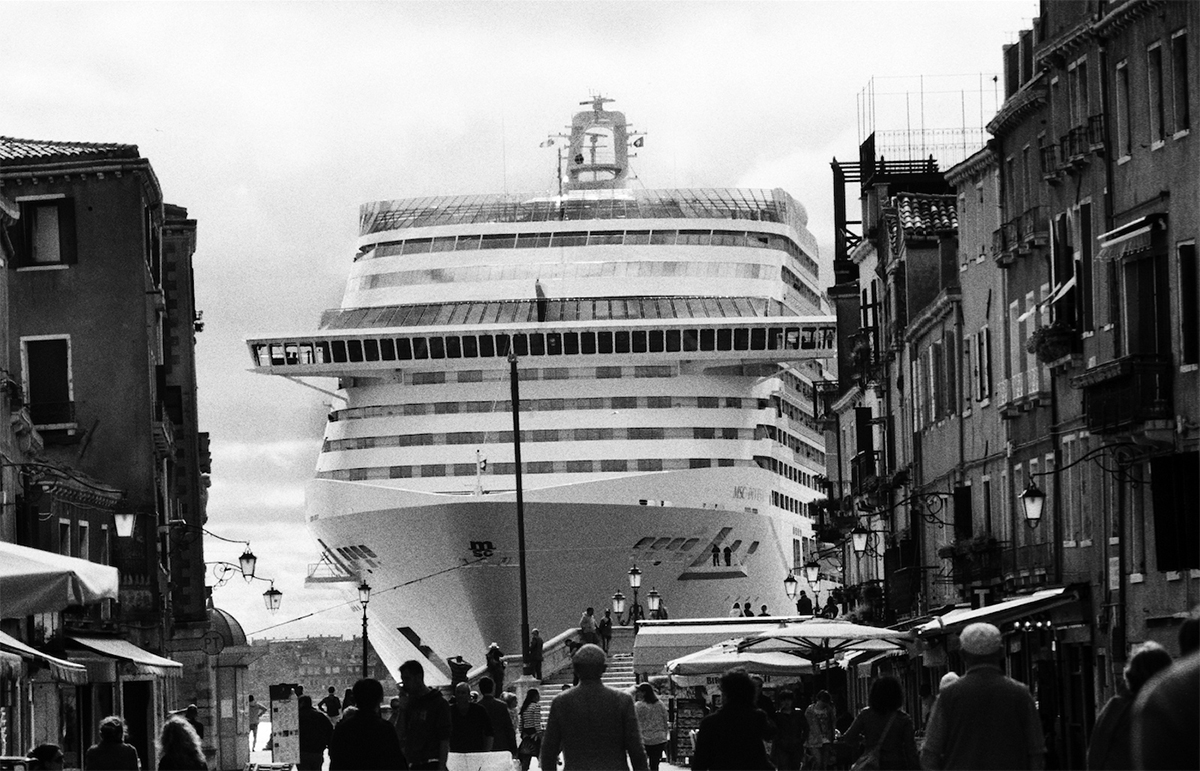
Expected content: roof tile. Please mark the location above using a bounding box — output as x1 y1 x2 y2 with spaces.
893 193 958 236
0 136 138 164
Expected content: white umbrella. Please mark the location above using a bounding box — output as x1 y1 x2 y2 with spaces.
736 618 913 661
667 638 814 686
0 541 119 618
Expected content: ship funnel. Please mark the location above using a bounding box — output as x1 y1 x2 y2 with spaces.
565 95 630 191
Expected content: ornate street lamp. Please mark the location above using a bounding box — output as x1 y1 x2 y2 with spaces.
803 559 821 585
628 565 642 630
239 548 258 582
1019 480 1045 528
358 581 372 678
851 526 871 555
262 583 283 613
611 591 626 618
646 588 661 617
113 510 136 539
783 571 798 599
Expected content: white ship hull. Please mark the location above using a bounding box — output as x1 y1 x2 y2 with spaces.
308 464 828 683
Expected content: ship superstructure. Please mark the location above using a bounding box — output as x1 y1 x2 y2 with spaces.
247 98 834 682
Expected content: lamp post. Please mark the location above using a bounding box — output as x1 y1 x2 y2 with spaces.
628 565 642 630
851 526 871 555
359 581 372 679
508 349 532 665
1019 480 1045 528
263 582 282 613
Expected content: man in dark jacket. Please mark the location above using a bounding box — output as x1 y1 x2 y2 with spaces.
477 677 517 757
402 660 451 770
328 678 406 770
297 695 334 771
692 668 773 770
450 682 494 753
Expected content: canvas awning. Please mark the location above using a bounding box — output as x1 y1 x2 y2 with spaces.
1095 215 1161 262
667 638 815 687
0 630 89 684
632 617 812 676
916 587 1078 638
68 636 182 679
0 542 120 617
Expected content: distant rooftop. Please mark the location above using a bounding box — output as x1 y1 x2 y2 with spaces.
893 193 958 237
0 136 139 164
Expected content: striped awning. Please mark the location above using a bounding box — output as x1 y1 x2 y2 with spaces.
0 630 89 684
69 636 182 679
1096 215 1161 261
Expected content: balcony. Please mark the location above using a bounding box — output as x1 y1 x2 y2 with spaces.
850 450 882 500
940 537 1004 586
1002 541 1054 582
153 402 176 459
1062 126 1091 168
1076 354 1173 435
1021 205 1049 247
993 227 1015 267
1039 143 1063 184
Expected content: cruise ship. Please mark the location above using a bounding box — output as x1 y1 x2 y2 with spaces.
247 98 835 683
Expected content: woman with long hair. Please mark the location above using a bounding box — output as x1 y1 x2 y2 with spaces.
635 683 670 771
1087 641 1173 769
517 688 542 771
156 717 206 770
84 715 140 770
841 676 920 770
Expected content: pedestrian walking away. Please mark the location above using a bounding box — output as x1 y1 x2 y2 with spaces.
319 685 343 719
1086 641 1172 770
795 591 814 616
84 715 141 771
156 718 207 771
297 694 334 771
486 641 506 692
179 705 204 741
248 695 268 752
400 659 451 770
527 629 544 680
328 678 406 770
539 644 649 770
921 622 1045 770
26 744 64 771
598 610 614 653
477 676 517 757
840 676 920 770
634 683 670 771
1130 610 1200 771
517 689 543 771
691 668 773 770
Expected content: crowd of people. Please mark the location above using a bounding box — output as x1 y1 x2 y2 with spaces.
30 609 1195 771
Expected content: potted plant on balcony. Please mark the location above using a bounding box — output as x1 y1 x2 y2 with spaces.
1026 319 1077 363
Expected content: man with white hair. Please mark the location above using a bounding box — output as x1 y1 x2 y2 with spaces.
921 622 1045 770
539 644 649 770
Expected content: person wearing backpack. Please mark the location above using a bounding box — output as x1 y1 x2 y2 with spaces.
841 677 919 770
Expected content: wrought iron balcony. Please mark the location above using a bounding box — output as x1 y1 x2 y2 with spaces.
1077 354 1173 434
1062 126 1091 167
850 450 882 498
942 537 1004 585
1087 114 1106 153
1021 205 1049 247
1039 143 1062 183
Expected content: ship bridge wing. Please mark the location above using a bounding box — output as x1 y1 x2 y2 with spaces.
245 311 835 377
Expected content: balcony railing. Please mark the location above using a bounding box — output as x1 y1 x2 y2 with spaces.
1021 205 1049 246
1039 143 1062 183
1062 126 1091 164
949 539 1004 585
1002 541 1054 577
850 450 882 497
992 227 1014 267
1081 354 1173 434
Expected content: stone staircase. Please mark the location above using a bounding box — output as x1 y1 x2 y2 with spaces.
537 626 636 722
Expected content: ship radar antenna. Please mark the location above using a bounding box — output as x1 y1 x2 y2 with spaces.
564 95 630 192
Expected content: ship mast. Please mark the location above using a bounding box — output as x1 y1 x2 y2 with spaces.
564 95 631 191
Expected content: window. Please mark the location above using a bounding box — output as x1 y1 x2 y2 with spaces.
600 459 628 472
22 336 74 427
10 198 77 266
1180 242 1198 365
1116 61 1132 157
1148 43 1166 143
78 521 90 562
99 525 110 566
59 520 71 557
1173 30 1191 133
976 327 993 400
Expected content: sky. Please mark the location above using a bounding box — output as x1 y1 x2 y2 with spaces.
1 0 1036 640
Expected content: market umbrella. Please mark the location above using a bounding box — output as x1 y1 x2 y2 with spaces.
736 618 913 661
0 541 119 618
667 638 814 686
